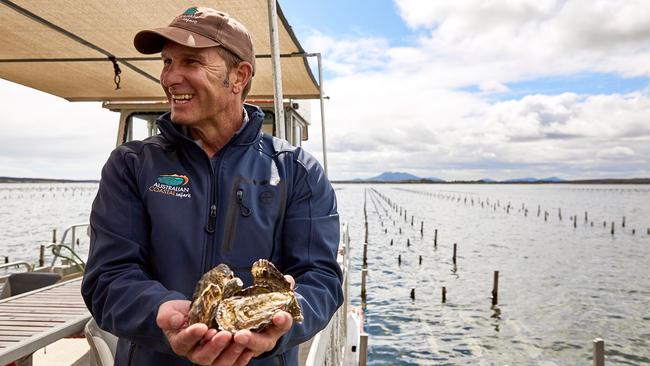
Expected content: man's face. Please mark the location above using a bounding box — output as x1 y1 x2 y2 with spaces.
160 42 234 127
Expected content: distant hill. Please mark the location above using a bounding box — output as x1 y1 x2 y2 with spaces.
366 172 421 182
478 178 497 183
502 177 564 183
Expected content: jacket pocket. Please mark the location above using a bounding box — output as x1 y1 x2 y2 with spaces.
221 179 285 271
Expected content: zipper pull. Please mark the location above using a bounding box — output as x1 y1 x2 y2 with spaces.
205 204 217 233
236 189 251 217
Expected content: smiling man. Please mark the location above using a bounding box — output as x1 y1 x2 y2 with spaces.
81 7 343 366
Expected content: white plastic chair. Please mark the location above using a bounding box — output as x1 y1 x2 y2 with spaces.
84 318 118 366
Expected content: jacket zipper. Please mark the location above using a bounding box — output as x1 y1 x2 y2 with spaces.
127 342 137 366
236 188 251 217
201 151 216 274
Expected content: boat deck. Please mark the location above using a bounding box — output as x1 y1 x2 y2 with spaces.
0 278 90 364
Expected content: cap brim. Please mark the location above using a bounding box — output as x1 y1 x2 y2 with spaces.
134 26 220 54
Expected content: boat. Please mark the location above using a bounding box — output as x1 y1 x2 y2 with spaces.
0 1 364 365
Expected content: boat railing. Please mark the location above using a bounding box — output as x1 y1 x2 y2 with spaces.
304 222 362 366
58 222 90 251
0 261 34 273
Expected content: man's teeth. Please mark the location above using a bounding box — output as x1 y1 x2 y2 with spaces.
172 94 193 102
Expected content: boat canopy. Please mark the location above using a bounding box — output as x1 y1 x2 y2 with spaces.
0 0 320 101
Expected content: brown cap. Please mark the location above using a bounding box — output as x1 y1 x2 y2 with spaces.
134 6 255 74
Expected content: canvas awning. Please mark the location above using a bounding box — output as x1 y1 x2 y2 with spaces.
0 0 320 101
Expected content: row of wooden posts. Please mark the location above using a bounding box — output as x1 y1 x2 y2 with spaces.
365 187 609 365
364 189 501 306
394 188 649 237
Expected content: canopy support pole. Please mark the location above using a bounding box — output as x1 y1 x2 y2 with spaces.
316 53 328 176
267 0 285 139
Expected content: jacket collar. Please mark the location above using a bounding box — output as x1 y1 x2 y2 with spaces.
156 103 264 147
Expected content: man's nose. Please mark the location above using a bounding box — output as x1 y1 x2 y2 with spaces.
161 63 183 88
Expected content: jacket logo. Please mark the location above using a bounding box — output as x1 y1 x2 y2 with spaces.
149 174 192 199
158 174 189 186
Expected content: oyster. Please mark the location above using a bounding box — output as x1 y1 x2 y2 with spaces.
216 260 303 332
188 259 303 332
188 264 237 327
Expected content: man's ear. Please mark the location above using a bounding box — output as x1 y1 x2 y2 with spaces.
232 61 253 94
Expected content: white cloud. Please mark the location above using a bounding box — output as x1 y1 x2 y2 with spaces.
300 1 650 180
0 79 118 179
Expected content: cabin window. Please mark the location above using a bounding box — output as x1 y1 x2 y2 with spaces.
125 112 161 142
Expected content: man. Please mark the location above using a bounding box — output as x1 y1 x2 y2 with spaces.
81 7 343 366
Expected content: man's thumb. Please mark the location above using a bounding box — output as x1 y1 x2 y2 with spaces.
169 313 184 330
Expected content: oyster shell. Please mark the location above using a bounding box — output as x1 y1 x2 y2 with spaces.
188 264 235 327
188 260 303 332
216 260 303 332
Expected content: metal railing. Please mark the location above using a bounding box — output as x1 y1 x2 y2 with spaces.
58 223 90 250
304 222 363 366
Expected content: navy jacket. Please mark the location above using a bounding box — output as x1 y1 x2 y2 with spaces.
81 104 343 365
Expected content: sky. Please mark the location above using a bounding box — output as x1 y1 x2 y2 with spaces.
2 0 650 181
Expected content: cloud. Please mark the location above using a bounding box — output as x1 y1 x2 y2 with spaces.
0 79 118 179
299 1 650 181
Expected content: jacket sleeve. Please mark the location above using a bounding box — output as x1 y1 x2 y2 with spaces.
81 147 186 353
260 148 344 357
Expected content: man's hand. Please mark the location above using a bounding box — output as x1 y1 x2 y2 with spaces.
232 311 293 361
231 275 296 362
157 300 252 365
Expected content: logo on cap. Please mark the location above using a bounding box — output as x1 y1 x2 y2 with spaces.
183 7 198 15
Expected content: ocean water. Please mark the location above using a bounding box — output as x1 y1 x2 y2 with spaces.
1 183 649 365
335 184 650 365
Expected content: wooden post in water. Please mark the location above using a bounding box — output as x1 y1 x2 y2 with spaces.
361 268 368 302
452 243 457 265
398 254 401 266
491 271 499 306
364 222 368 243
585 211 588 223
390 239 393 246
4 256 8 264
359 333 369 366
593 338 604 366
434 229 438 247
573 215 577 228
558 208 562 221
420 221 424 236
442 287 447 303
611 222 615 235
622 216 626 228
39 245 45 267
419 255 422 265
362 242 368 266
52 229 57 243
410 288 415 301
411 215 414 226
407 238 410 247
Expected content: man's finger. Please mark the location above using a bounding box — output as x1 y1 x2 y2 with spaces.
233 312 292 353
210 337 246 366
233 349 255 366
190 331 231 365
283 275 295 289
157 300 191 330
168 323 207 355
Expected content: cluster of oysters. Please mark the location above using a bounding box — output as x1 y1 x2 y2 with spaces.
188 259 303 332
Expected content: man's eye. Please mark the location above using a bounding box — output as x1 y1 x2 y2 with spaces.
162 59 172 65
187 59 199 64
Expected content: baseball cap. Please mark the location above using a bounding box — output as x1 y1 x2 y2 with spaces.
134 6 255 74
